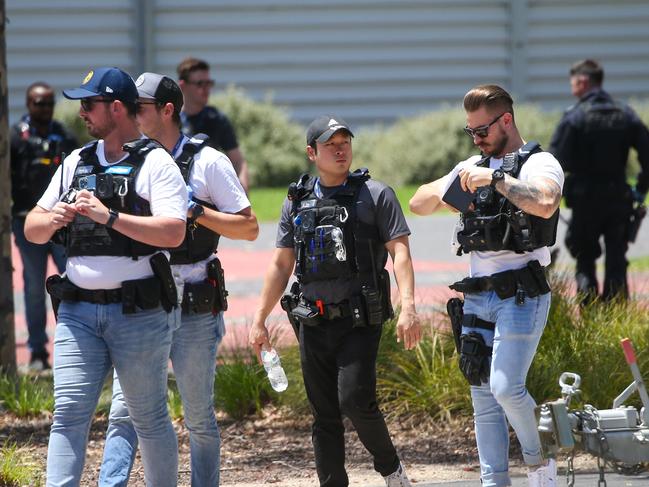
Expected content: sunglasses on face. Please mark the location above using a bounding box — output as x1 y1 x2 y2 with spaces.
32 100 55 107
186 79 215 88
135 101 162 114
463 112 506 138
80 98 113 112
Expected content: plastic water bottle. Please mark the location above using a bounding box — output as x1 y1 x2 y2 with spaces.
261 348 288 392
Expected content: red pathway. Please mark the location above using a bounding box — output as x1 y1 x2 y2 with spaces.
11 241 462 366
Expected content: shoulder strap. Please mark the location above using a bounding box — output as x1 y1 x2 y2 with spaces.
175 133 210 182
475 155 491 168
78 140 100 163
287 173 315 216
501 141 542 176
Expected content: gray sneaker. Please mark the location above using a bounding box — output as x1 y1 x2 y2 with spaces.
384 462 412 487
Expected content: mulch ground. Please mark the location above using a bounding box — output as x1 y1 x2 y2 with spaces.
0 406 499 485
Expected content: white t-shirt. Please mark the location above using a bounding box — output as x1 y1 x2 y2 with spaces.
172 136 251 284
443 149 564 277
38 139 188 289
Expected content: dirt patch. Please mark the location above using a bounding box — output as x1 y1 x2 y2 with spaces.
0 407 598 486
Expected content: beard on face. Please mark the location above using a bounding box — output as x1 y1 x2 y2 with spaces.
481 132 508 158
85 110 117 139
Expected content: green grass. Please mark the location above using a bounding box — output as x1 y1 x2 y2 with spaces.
215 348 272 420
249 184 422 222
629 255 649 271
0 441 43 486
0 374 54 417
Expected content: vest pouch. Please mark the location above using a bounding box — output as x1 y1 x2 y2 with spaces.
206 257 228 312
489 270 517 300
302 226 351 281
121 277 161 314
182 281 216 315
361 285 383 326
484 215 509 251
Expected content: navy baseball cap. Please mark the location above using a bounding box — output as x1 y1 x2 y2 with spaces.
63 67 138 104
306 115 354 146
134 72 184 114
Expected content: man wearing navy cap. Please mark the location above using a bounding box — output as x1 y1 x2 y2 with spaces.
249 115 421 487
99 72 258 487
24 67 188 486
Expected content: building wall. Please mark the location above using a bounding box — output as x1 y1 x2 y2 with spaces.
6 0 649 126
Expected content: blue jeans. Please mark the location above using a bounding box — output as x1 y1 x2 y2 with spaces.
100 311 225 487
46 301 179 487
12 216 66 354
462 291 551 487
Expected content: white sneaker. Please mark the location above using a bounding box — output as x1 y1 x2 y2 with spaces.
527 458 557 487
384 462 412 487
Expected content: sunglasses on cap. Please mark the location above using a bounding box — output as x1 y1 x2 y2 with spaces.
463 112 506 139
80 98 114 112
186 79 215 88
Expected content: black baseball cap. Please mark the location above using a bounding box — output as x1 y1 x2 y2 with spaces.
63 67 138 104
306 115 354 146
134 72 184 114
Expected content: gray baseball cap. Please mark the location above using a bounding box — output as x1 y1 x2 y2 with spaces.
134 72 184 113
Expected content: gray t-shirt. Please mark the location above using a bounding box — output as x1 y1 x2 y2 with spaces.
276 177 410 303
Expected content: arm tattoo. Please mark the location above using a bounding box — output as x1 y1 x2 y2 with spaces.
497 176 561 218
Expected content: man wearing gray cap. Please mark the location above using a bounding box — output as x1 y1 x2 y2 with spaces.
99 72 259 487
249 115 421 487
24 67 187 486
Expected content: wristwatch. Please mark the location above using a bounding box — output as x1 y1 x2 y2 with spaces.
106 209 119 229
490 168 505 188
190 204 205 221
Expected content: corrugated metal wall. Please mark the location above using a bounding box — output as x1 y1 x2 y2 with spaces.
6 0 649 126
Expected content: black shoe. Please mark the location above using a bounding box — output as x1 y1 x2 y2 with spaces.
29 352 51 372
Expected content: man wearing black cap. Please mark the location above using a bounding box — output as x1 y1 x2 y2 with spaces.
24 67 188 486
249 115 421 487
99 72 258 487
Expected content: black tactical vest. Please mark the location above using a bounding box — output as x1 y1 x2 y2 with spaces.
289 169 386 286
573 93 632 183
456 141 559 254
64 138 164 258
168 134 221 265
12 119 69 214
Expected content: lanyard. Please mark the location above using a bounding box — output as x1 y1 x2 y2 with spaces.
171 133 185 158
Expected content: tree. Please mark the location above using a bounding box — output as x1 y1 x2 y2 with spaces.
0 0 16 375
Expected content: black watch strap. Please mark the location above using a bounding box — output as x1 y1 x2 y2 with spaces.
106 209 119 229
191 204 205 220
490 169 505 187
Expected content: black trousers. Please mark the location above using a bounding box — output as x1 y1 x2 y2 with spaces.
566 197 631 303
299 317 399 487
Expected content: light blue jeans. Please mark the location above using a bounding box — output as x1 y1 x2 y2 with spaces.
46 301 180 487
99 311 225 487
462 291 551 487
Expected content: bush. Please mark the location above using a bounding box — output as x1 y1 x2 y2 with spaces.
0 373 54 417
55 93 649 188
215 348 273 420
527 272 649 408
212 86 309 187
0 442 43 487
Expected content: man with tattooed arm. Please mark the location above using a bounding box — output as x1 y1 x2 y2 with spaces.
410 85 563 487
